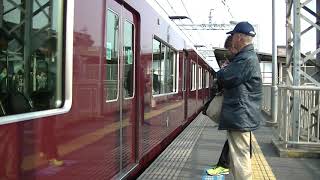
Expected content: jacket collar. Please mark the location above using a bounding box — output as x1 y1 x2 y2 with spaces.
232 44 254 62
237 44 254 55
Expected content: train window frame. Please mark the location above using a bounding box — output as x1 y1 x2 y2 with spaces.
151 36 179 97
105 9 120 103
123 19 135 100
0 0 73 125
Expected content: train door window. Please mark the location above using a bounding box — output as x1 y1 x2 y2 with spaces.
205 70 209 88
198 67 200 89
205 71 207 88
0 0 64 116
202 68 203 88
191 62 196 91
190 62 192 91
194 63 197 90
199 67 202 89
203 70 206 88
105 10 119 101
123 20 134 98
152 38 178 95
201 68 204 89
202 69 204 88
198 66 200 89
190 61 193 91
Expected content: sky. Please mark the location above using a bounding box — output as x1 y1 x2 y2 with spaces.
152 0 318 69
72 0 318 70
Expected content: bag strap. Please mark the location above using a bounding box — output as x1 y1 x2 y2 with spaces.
250 131 252 158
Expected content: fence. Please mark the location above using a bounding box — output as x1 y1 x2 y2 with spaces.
262 85 320 148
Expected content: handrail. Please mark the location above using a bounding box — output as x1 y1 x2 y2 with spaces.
278 85 320 90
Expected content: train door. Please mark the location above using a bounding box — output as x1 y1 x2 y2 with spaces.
105 0 138 177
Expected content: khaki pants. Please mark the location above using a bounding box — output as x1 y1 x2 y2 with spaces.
227 131 252 180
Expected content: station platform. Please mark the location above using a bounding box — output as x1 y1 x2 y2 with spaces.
137 112 320 180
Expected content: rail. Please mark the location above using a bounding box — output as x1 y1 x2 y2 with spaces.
262 84 320 148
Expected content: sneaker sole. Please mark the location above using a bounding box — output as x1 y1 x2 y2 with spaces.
206 171 229 176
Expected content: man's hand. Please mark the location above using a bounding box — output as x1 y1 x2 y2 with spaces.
221 60 230 69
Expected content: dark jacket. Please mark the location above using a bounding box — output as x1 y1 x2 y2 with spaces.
217 44 262 131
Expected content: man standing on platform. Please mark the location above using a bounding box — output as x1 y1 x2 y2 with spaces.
216 21 262 180
206 35 237 176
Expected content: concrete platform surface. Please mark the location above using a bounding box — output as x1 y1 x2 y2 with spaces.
138 113 320 180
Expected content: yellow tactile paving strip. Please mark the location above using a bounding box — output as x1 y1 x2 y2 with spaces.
252 134 276 180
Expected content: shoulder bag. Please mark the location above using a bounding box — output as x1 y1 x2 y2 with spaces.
205 94 223 124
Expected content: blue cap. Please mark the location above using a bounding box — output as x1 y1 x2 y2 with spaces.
226 21 256 37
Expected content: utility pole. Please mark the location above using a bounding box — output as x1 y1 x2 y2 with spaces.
270 0 278 125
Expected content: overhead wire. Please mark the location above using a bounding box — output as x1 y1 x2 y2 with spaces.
154 0 222 59
153 0 197 45
178 0 204 46
165 0 192 42
153 0 171 18
165 0 177 14
180 0 193 23
221 0 233 18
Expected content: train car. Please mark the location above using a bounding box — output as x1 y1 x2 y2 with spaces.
0 0 214 179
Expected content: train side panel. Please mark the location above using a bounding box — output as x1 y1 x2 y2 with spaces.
0 0 214 179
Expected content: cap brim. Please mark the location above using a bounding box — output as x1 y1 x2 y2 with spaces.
247 32 256 37
226 30 234 34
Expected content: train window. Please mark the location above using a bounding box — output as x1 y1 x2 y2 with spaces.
194 64 196 90
206 70 209 88
202 69 204 88
191 62 193 91
152 38 177 95
203 70 206 88
0 0 64 116
198 66 200 89
124 20 134 98
201 68 203 88
165 47 177 93
199 67 202 89
105 10 119 101
203 70 207 88
191 62 196 91
190 62 192 91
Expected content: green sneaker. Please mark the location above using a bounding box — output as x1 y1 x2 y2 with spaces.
206 166 229 175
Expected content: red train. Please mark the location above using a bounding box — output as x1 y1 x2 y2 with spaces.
0 0 214 179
